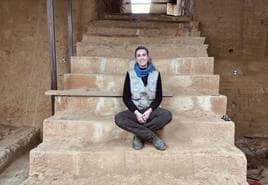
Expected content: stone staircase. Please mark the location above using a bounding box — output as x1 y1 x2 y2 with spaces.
21 15 248 185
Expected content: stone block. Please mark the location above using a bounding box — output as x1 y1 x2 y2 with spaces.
71 57 214 75
86 26 200 37
89 19 199 30
29 141 247 182
81 35 205 46
42 113 234 145
76 44 208 58
63 73 219 95
53 95 227 116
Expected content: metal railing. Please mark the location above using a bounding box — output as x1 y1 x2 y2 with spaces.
46 0 73 114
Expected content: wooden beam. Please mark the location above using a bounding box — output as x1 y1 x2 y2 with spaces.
67 0 73 66
46 0 57 115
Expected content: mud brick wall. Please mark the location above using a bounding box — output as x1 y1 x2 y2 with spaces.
194 0 268 137
195 0 267 59
0 0 97 128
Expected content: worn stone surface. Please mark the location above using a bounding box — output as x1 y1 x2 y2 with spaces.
42 111 234 145
71 57 214 75
63 73 219 95
77 44 208 58
53 95 227 116
88 19 199 29
82 35 204 46
27 141 247 184
21 172 245 185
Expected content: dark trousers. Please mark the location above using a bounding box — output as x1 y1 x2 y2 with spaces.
114 108 172 141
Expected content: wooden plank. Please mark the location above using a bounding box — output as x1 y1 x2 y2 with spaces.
45 90 173 97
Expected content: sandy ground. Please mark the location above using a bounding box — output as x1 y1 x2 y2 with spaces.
260 168 268 185
0 152 29 185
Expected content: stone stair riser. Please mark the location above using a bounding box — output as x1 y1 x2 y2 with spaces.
76 45 208 58
89 20 199 30
63 74 220 95
82 35 205 46
54 96 227 116
29 147 246 184
42 118 235 145
87 27 200 37
71 57 214 75
103 14 192 22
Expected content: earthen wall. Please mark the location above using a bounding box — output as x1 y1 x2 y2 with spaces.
0 0 97 128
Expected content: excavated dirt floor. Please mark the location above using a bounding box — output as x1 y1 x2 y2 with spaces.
0 125 17 141
0 153 29 185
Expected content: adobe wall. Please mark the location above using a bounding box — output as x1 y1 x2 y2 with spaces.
194 0 268 137
0 0 97 128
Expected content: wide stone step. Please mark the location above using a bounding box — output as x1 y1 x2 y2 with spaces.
89 19 199 30
71 57 214 75
42 111 234 145
81 35 205 46
76 44 208 58
21 173 247 185
103 14 192 23
86 26 200 37
29 141 247 184
53 95 227 116
63 74 219 95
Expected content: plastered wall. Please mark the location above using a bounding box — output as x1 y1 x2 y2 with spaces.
0 0 97 128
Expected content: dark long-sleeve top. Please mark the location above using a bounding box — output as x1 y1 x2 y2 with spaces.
123 71 162 112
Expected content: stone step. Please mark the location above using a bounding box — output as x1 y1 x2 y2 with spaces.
71 57 214 75
76 44 208 58
53 95 227 116
86 26 200 37
28 141 247 184
21 171 246 185
81 35 205 46
42 111 234 145
63 74 219 95
103 14 192 23
89 19 199 30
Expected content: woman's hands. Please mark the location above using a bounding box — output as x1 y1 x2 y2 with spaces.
142 108 152 122
134 108 153 124
134 110 146 124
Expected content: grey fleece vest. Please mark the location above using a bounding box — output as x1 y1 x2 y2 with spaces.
128 69 159 111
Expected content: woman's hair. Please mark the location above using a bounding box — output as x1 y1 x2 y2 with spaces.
134 46 155 70
134 46 149 58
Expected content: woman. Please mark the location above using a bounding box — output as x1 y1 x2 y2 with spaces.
115 46 172 151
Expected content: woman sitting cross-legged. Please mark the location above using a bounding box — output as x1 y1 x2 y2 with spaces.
114 46 172 151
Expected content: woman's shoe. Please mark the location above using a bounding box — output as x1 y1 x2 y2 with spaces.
132 135 144 150
152 135 167 151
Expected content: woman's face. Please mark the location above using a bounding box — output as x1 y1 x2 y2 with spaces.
135 49 149 68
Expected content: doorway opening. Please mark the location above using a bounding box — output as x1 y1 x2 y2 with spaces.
131 0 152 14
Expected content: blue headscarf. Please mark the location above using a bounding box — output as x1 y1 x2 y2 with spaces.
134 63 153 78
